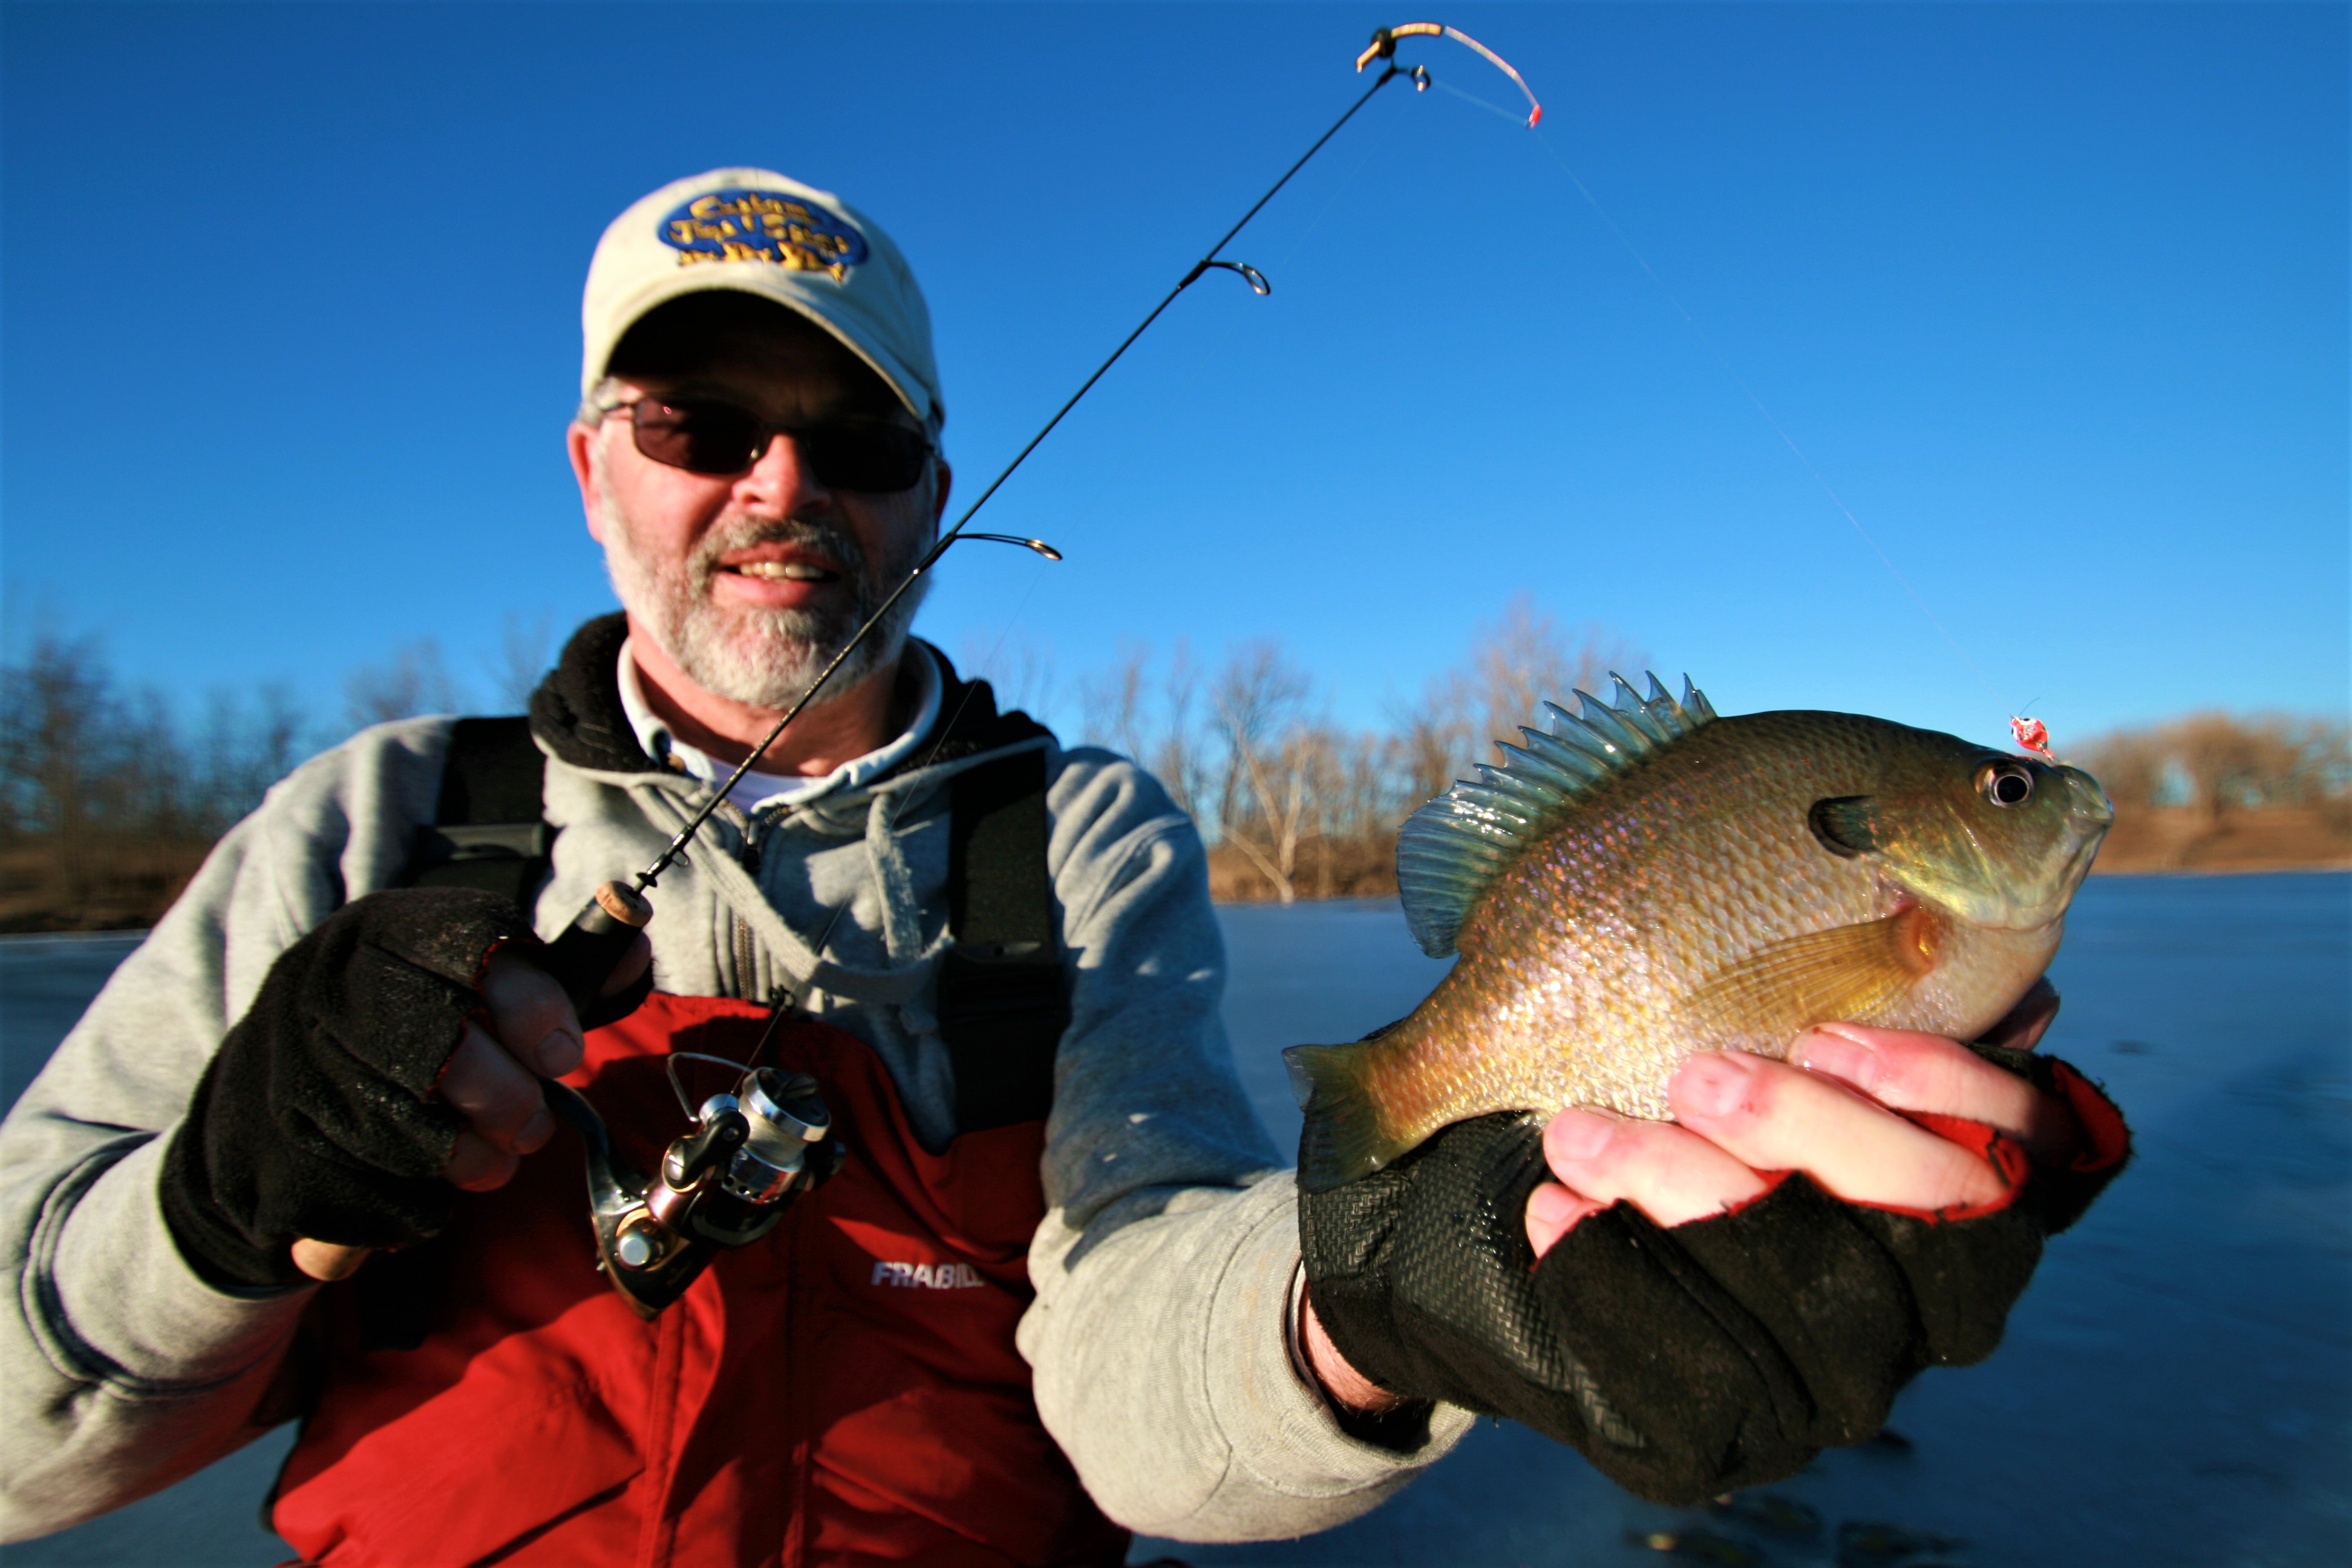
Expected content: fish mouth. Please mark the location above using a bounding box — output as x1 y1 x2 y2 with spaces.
2059 765 2115 831
2047 766 2115 901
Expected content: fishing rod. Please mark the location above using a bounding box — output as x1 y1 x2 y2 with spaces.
423 22 1552 1315
530 22 1541 1011
296 19 1539 1299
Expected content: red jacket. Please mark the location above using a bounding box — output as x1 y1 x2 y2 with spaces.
272 992 1128 1568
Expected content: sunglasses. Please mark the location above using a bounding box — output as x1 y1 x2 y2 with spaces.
604 397 933 493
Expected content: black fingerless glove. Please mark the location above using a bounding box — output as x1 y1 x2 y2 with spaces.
1298 1055 2129 1505
160 888 541 1290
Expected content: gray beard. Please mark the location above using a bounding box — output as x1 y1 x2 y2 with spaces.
595 459 931 711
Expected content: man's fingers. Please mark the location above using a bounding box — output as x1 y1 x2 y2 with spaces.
1671 1051 2007 1212
439 1023 554 1154
1794 1023 2082 1158
1523 1180 1605 1258
479 951 586 1078
291 1238 371 1282
442 1130 521 1192
1794 1025 2043 1132
431 946 621 1198
1539 1107 1769 1230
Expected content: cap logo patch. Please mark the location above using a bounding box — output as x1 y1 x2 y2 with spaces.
659 189 868 281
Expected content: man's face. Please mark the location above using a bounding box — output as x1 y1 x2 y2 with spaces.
572 310 948 711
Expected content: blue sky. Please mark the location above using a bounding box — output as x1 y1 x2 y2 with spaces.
4 2 2344 755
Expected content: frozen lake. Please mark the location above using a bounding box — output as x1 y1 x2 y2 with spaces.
2 874 2345 1567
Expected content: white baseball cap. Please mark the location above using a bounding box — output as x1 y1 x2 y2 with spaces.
581 168 942 430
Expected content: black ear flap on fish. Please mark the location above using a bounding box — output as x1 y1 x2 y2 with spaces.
1807 795 1880 858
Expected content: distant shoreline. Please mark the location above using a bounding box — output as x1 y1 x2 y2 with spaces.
5 835 2345 935
2088 861 2351 878
7 863 2349 939
1206 860 2350 904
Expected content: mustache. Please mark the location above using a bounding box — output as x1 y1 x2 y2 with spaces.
688 515 871 586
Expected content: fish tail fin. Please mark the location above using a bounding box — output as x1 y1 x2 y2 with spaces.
1284 1040 1419 1194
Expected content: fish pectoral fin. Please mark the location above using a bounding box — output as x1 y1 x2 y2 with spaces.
1285 1040 1420 1194
1674 907 1942 1052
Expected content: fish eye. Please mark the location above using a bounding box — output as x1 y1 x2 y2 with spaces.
1979 762 2036 808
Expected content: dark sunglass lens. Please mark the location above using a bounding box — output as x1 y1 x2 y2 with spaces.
630 401 762 474
800 423 930 492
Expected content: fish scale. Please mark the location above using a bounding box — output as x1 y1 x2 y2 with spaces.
1290 680 2112 1192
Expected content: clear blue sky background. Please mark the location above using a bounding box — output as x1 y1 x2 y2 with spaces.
4 2 2344 755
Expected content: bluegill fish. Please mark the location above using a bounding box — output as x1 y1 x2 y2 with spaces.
1288 676 2112 1192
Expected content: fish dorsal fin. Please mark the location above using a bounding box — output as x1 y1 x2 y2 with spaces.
1396 672 1717 958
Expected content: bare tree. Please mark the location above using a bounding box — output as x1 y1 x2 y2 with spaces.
195 683 312 828
2076 711 2351 822
1080 644 1152 766
0 636 117 904
487 612 554 712
958 629 1059 722
1211 642 1315 903
2073 727 2170 812
1150 644 1207 825
0 636 321 927
1077 641 1209 823
1299 725 1398 898
1398 595 1644 806
345 639 461 731
2164 711 2348 820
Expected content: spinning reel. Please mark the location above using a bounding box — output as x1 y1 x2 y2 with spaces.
543 1053 832 1319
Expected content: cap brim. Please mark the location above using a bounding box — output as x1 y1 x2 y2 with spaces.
583 267 938 430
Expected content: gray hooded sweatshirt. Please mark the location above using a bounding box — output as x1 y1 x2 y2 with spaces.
0 620 1471 1547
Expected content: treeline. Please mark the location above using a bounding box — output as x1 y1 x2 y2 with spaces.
1070 599 1636 902
5 611 2347 930
2074 713 2349 819
1054 627 2351 899
0 626 549 930
2072 712 2350 873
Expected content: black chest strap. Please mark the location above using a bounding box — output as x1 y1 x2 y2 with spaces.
402 717 551 906
936 745 1068 1133
402 720 1070 1133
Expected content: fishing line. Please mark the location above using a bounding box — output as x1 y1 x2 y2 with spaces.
1416 68 2014 728
1521 129 2011 722
1432 77 1529 128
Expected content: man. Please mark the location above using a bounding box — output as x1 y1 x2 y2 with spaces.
0 169 2124 1563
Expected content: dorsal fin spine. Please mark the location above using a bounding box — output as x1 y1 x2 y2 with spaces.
1454 782 1541 823
1610 674 1670 743
1491 742 1586 794
1518 730 1612 782
1474 771 1571 817
1394 671 1717 958
1578 690 1651 756
1546 709 1621 763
